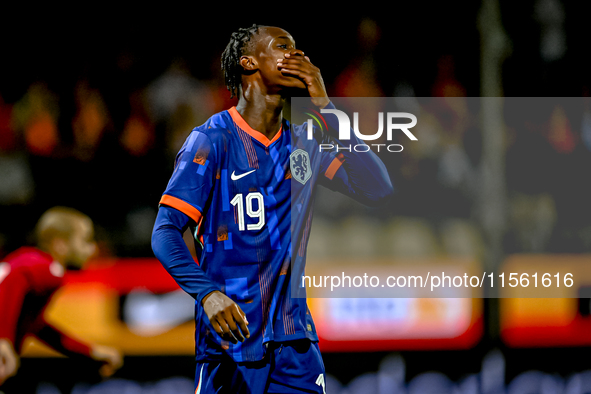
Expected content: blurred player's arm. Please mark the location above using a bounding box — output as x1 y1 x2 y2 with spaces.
0 266 32 384
33 319 122 378
0 267 30 350
0 265 122 381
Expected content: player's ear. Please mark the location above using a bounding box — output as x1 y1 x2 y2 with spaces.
51 237 69 259
240 55 258 71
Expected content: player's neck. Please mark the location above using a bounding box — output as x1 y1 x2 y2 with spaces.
41 246 67 267
235 87 284 138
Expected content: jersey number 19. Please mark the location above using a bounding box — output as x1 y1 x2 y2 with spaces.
230 193 265 231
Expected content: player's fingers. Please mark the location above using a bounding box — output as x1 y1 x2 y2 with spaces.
223 309 245 342
99 363 115 378
231 306 250 339
106 350 123 371
279 68 302 77
210 319 225 338
279 68 312 82
100 355 120 378
0 362 15 383
282 53 313 65
2 355 15 376
216 316 237 344
277 57 307 66
277 61 316 75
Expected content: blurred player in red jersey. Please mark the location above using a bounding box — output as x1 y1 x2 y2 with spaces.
0 206 123 388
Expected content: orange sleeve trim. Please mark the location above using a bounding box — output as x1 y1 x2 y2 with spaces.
159 195 202 224
325 157 343 180
228 106 282 147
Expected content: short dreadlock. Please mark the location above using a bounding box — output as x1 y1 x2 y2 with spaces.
221 24 264 99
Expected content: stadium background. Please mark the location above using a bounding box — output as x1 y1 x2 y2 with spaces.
2 1 591 393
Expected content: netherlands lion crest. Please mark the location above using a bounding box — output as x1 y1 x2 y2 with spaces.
290 149 312 185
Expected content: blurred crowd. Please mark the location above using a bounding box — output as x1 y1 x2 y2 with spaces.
0 56 235 258
1 5 591 266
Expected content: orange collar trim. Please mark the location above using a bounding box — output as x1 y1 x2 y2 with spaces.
228 106 283 147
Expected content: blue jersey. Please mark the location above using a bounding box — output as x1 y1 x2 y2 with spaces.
153 103 392 362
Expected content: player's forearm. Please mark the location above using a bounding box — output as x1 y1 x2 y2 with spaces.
152 206 220 305
0 271 31 344
35 322 92 358
338 149 394 207
321 102 394 206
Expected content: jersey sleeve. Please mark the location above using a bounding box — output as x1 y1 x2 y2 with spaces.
159 129 218 224
0 266 28 345
317 102 394 206
0 263 62 346
153 129 221 304
152 205 220 304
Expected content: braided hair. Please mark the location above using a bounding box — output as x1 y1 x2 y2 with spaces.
221 24 263 99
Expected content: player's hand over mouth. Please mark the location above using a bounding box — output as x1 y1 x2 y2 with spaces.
277 50 330 109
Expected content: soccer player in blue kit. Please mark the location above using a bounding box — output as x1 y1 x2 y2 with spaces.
152 25 393 393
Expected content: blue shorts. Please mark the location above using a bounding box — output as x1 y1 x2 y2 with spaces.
194 339 326 393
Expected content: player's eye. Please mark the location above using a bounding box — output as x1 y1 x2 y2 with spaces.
278 44 288 49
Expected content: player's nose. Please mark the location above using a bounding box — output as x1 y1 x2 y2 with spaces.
290 49 305 57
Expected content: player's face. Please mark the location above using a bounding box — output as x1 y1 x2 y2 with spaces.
65 218 97 269
251 27 307 90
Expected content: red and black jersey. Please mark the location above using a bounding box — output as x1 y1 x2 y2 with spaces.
0 247 91 357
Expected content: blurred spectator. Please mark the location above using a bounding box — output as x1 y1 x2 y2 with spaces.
0 94 17 152
11 82 60 157
145 58 215 159
580 96 591 152
71 79 112 162
534 0 566 63
547 104 575 154
481 349 505 394
382 217 441 258
407 372 455 394
508 192 557 253
507 370 564 394
0 152 34 206
207 54 239 114
0 93 34 207
439 219 485 259
565 370 591 394
333 18 384 98
0 92 35 256
431 55 467 98
120 90 155 157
